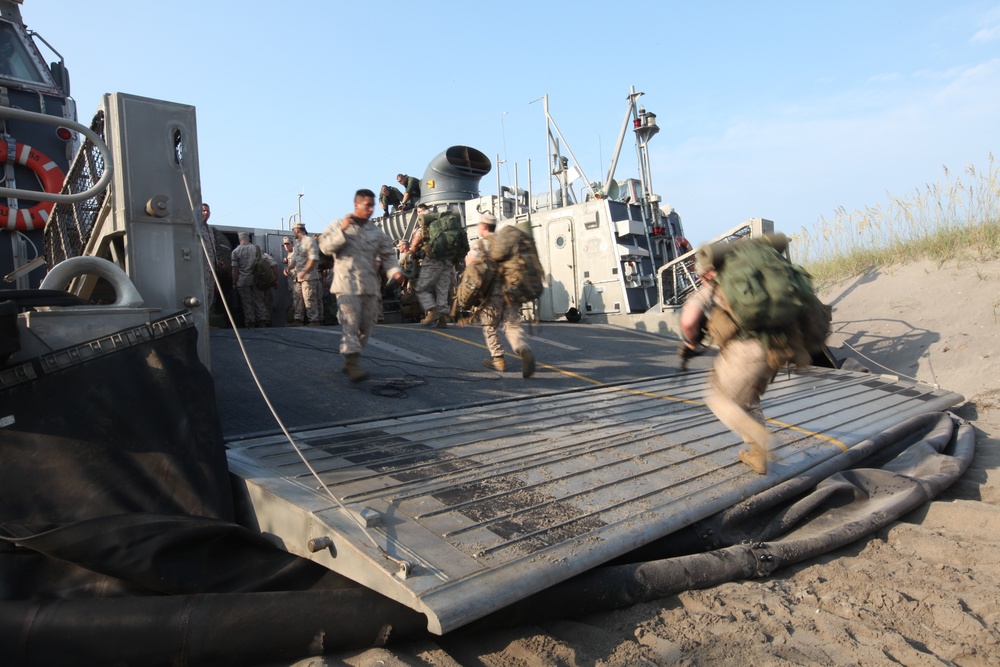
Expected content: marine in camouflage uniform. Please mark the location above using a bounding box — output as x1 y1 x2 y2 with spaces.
468 213 536 378
410 206 452 327
256 251 278 327
281 236 303 325
292 223 322 325
230 232 261 327
679 261 775 475
319 189 403 382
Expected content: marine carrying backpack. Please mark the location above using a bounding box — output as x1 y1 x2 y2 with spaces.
710 237 830 364
488 225 545 304
421 210 470 265
454 255 497 310
253 247 277 289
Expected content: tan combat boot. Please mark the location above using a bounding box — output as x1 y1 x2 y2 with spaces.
483 356 506 372
342 353 370 383
420 310 439 326
738 438 769 475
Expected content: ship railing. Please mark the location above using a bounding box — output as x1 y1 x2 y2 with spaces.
655 217 774 309
39 109 114 267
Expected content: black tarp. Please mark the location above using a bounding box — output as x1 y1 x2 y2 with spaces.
0 319 424 666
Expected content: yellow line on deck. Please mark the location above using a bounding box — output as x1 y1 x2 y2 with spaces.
388 325 847 450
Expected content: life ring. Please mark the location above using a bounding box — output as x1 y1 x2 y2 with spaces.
0 141 67 231
675 235 692 254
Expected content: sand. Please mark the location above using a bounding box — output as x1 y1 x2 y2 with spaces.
320 258 1000 666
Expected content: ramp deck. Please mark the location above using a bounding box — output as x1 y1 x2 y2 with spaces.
214 323 963 633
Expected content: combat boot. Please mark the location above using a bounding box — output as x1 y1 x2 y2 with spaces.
260 320 271 328
342 353 369 383
288 320 304 327
436 312 448 328
482 356 506 372
738 439 769 475
420 310 439 326
520 348 536 378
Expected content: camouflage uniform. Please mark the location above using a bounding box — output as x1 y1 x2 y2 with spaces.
256 252 278 326
319 214 401 356
285 246 303 321
411 225 453 321
293 234 321 324
473 237 532 366
231 242 260 327
687 283 775 471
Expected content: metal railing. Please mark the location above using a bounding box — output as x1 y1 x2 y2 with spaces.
43 110 111 267
655 218 773 309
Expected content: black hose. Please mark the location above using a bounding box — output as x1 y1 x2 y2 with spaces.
464 413 974 631
0 590 427 667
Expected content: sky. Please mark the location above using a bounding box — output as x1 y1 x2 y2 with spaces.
30 1 1000 247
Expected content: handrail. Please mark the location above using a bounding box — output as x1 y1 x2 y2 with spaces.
0 105 114 203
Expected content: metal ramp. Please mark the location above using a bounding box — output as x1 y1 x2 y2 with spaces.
225 367 963 634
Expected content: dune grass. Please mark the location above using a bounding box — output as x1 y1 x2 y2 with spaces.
792 153 1000 286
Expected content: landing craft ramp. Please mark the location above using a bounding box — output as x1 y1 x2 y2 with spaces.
214 324 963 634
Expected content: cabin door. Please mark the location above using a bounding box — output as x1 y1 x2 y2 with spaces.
545 217 575 319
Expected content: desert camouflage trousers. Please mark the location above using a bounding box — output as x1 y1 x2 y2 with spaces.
479 296 530 359
336 293 380 356
295 278 321 323
706 337 775 448
236 285 269 325
415 258 452 313
289 280 303 320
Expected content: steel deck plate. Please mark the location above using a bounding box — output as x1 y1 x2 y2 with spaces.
224 349 962 633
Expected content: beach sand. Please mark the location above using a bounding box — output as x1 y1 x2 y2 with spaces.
324 258 1000 666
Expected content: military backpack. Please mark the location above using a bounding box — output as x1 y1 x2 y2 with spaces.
454 256 498 310
709 237 830 363
488 225 545 304
253 247 277 289
420 210 470 265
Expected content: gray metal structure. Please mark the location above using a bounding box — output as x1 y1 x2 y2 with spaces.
40 92 209 364
222 335 963 633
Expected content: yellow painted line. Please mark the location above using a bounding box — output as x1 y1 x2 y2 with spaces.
384 324 847 449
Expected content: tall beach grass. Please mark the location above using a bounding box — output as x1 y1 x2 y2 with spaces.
792 153 1000 285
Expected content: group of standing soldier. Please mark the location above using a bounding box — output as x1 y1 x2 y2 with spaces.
204 185 538 384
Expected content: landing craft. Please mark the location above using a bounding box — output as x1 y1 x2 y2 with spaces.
0 2 977 664
0 0 75 290
377 91 705 335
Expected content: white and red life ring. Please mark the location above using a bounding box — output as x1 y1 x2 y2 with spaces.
0 141 66 231
674 235 692 254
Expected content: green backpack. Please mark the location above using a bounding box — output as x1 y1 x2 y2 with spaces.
253 247 277 289
421 210 470 265
716 238 829 351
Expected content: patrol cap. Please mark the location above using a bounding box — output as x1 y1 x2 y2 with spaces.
282 236 292 244
293 222 306 230
694 244 714 275
237 231 250 241
480 212 497 225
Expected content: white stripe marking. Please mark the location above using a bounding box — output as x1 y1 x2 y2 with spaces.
525 334 580 351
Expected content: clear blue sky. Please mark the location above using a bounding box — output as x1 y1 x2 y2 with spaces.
32 1 1000 246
